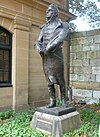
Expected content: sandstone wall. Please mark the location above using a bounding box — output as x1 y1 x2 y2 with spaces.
70 29 100 104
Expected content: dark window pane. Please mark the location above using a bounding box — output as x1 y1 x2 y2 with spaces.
0 50 3 70
4 71 8 81
4 51 9 70
0 50 3 58
0 61 3 69
0 71 3 81
0 27 12 85
4 50 9 60
4 60 9 70
0 30 9 45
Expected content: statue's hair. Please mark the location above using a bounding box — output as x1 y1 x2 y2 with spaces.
48 4 58 11
47 4 59 16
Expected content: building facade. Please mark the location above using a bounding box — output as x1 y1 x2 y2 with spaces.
0 0 75 110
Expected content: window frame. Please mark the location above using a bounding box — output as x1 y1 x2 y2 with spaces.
0 27 12 87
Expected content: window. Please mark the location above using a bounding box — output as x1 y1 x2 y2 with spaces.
0 27 12 86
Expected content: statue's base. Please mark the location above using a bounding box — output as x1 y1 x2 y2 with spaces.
37 106 76 116
30 106 81 137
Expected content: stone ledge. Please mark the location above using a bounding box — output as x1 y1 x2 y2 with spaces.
0 106 12 112
12 104 29 111
71 29 100 38
70 82 100 91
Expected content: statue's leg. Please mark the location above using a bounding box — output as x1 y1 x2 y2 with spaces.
47 84 56 108
60 84 68 107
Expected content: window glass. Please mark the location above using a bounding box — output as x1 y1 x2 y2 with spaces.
0 29 9 45
0 27 12 85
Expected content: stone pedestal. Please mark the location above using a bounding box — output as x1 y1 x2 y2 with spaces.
30 107 81 137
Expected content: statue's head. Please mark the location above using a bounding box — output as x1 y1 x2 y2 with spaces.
46 4 59 21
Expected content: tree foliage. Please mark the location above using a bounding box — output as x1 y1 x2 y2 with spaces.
69 0 100 30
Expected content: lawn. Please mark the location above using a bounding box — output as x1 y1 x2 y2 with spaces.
0 103 100 137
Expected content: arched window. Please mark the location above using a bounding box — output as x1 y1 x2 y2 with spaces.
0 27 12 87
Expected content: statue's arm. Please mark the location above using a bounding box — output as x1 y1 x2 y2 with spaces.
34 27 44 53
46 22 69 52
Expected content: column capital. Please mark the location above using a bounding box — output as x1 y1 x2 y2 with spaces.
14 15 31 31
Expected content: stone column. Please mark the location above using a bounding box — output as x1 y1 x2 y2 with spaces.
12 15 31 110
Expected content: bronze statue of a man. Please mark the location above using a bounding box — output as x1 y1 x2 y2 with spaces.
34 4 70 108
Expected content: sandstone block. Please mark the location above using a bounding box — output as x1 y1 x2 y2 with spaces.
70 74 78 81
70 67 74 74
70 53 77 59
92 67 100 74
90 59 100 67
83 45 91 51
90 45 100 51
94 35 100 44
77 74 84 81
73 96 100 104
87 51 97 59
87 36 94 44
83 74 96 82
76 51 87 59
70 45 77 52
93 91 100 98
74 67 83 74
77 37 88 45
76 45 83 52
82 59 90 67
96 75 100 82
82 67 92 74
73 89 93 98
96 51 100 58
70 60 82 67
86 98 100 104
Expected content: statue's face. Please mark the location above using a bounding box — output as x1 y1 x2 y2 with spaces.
46 7 55 20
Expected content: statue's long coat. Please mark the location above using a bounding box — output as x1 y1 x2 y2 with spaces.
34 19 69 85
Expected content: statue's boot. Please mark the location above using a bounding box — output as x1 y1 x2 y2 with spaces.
60 85 68 107
47 97 56 108
61 97 68 107
47 85 56 108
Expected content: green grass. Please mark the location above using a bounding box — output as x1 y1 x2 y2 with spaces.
63 109 100 137
0 111 43 137
0 109 100 137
